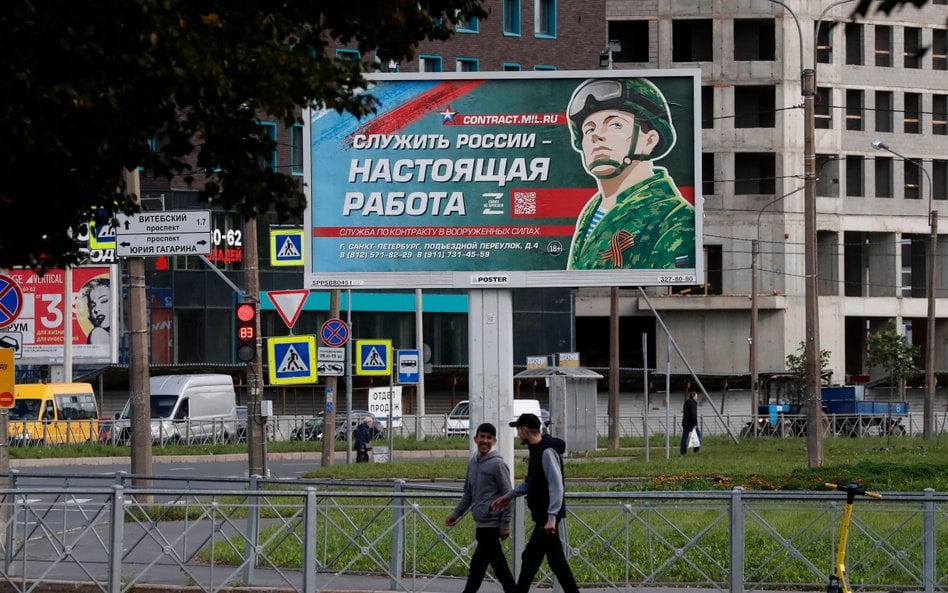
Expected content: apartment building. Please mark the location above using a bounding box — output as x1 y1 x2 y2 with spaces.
583 0 948 382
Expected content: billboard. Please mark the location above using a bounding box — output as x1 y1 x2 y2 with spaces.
0 266 117 363
305 70 703 289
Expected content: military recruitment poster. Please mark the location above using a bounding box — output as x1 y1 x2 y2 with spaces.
305 70 703 289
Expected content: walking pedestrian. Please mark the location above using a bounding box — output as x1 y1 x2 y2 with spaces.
491 413 580 593
444 423 517 593
680 391 701 455
354 416 374 463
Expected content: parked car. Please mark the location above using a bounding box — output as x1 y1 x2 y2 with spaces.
442 400 546 436
291 411 382 442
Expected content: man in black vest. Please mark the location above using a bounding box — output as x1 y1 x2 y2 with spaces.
491 413 579 593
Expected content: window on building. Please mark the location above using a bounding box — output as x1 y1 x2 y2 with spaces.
816 154 841 197
816 21 835 63
845 23 864 65
290 124 304 176
533 64 557 70
845 89 864 131
875 90 893 132
503 0 521 35
875 156 893 197
734 85 776 128
535 0 555 37
608 20 650 62
456 57 479 72
420 55 443 72
846 155 864 197
815 86 833 129
672 19 713 62
672 245 722 295
904 92 921 133
934 160 947 201
904 27 922 68
701 86 714 129
934 29 947 70
934 94 947 135
875 25 892 67
734 153 776 194
702 153 715 196
904 160 922 200
258 122 276 172
335 49 360 61
456 14 479 33
503 63 522 71
733 19 775 60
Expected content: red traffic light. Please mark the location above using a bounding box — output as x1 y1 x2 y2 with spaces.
235 302 258 363
236 303 256 322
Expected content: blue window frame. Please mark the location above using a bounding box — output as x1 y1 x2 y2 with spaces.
457 15 479 33
456 57 479 72
534 64 557 70
535 0 556 38
258 122 277 172
290 124 304 176
420 55 443 72
335 48 361 60
503 0 521 36
503 63 522 71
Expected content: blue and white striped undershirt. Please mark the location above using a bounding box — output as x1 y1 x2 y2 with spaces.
585 208 607 239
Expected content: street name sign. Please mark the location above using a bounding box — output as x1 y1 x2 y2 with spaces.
115 210 213 257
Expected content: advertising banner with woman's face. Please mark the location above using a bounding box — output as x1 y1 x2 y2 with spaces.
0 267 116 363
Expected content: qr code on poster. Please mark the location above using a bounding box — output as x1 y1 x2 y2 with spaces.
513 191 537 215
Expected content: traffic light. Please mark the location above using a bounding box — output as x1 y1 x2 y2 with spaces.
235 301 257 363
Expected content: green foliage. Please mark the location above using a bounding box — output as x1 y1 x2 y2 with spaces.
0 0 486 269
785 341 831 392
867 327 921 384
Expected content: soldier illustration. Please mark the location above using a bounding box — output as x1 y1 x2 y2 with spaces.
565 78 695 270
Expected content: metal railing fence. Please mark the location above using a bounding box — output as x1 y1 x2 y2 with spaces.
0 474 945 593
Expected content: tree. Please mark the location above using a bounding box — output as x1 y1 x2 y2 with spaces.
0 0 486 270
867 326 920 400
786 341 831 397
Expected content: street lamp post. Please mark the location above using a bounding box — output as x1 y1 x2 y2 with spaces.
767 0 855 467
871 139 937 440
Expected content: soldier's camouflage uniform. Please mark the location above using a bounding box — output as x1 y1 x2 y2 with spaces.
567 169 695 270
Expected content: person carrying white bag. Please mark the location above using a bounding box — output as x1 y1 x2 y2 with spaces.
680 391 701 455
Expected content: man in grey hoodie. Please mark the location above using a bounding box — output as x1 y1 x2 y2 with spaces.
445 423 518 593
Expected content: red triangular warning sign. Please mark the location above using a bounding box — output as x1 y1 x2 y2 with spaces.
267 289 309 329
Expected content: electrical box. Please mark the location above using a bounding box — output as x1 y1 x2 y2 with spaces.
260 400 273 417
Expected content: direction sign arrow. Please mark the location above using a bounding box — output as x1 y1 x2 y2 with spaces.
115 210 213 257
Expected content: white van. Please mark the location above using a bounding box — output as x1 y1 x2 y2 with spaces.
443 399 544 436
113 374 237 444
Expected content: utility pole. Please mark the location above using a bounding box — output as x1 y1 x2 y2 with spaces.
244 217 266 477
926 212 938 439
802 65 823 468
321 290 341 466
126 168 153 488
750 240 759 435
608 286 620 449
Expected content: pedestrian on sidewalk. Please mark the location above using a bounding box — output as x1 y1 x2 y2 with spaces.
680 391 701 455
354 416 374 463
491 413 580 593
445 423 518 593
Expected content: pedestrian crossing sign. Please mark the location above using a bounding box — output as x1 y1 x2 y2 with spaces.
89 219 116 250
270 229 304 267
355 339 392 376
267 335 317 385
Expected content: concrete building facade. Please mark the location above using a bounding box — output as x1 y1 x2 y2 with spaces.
589 0 948 383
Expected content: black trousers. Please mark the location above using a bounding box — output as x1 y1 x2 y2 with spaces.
517 521 579 593
356 448 369 463
463 527 517 593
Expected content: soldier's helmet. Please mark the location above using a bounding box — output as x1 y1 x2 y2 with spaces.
567 78 676 161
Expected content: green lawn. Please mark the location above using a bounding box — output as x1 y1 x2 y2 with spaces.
302 435 948 492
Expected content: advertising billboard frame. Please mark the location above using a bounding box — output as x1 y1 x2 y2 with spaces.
304 69 703 290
